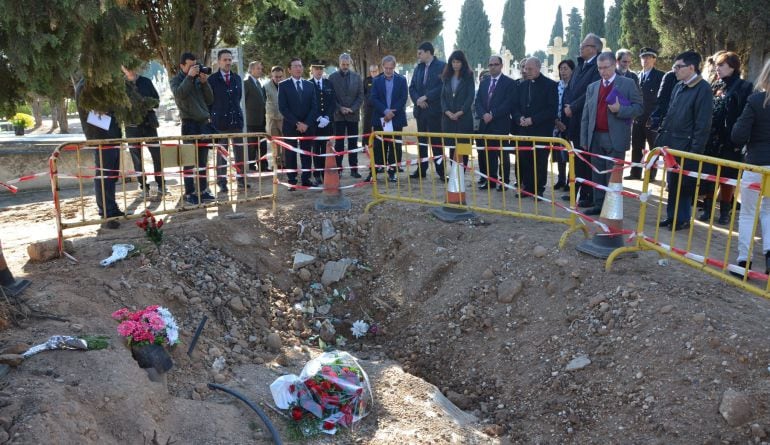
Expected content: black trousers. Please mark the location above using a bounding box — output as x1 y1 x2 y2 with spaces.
283 128 313 184
93 144 121 217
181 120 216 196
630 121 658 180
215 127 244 187
373 123 403 174
334 120 359 173
246 124 269 171
126 124 161 187
313 124 334 180
518 146 548 196
415 113 444 176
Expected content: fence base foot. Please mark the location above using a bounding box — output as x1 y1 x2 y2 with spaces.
430 206 478 223
1 278 31 298
315 195 351 211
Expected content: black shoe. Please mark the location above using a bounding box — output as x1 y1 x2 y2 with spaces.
553 181 566 190
185 194 201 205
301 181 314 187
671 221 690 231
107 210 125 218
351 171 362 179
375 167 385 174
584 206 602 216
561 195 571 201
659 218 673 228
363 174 373 182
623 174 641 180
218 184 228 194
478 178 486 185
577 199 593 208
496 184 505 192
697 209 712 222
388 175 397 183
765 253 770 275
409 171 422 179
397 167 405 173
479 182 493 190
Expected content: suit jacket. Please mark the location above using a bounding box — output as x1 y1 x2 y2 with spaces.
619 70 640 85
409 58 447 119
264 80 282 120
208 70 244 131
328 70 364 122
440 75 475 134
244 75 266 128
278 77 319 135
649 70 677 129
512 74 558 137
311 77 337 123
370 73 408 129
581 75 644 150
474 74 514 135
636 67 664 121
564 56 601 143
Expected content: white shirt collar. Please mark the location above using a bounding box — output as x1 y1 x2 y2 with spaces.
603 74 617 85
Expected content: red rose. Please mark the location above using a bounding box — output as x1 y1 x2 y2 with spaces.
289 384 295 393
291 407 303 421
323 421 334 430
145 209 152 217
156 219 163 228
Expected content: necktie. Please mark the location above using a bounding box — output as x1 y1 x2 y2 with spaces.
317 80 322 90
604 80 610 87
225 72 230 87
486 78 497 108
641 73 646 84
296 80 302 92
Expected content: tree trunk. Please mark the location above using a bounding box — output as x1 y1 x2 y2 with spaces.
30 95 43 128
50 100 59 132
57 98 69 134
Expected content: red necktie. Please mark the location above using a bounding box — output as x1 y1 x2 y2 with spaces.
225 72 230 87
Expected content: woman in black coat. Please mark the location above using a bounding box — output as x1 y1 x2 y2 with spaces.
440 50 475 166
731 58 770 276
699 51 753 223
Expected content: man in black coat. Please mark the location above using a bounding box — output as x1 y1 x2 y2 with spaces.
562 33 602 206
474 55 515 190
244 60 269 172
309 62 336 185
512 58 558 197
278 58 319 188
409 41 447 179
209 49 244 192
627 47 664 181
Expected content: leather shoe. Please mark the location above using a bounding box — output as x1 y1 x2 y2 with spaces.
479 182 493 190
301 181 313 187
363 174 372 182
730 260 751 278
351 171 362 178
409 171 423 179
388 175 397 183
658 218 673 228
584 206 602 215
669 221 690 231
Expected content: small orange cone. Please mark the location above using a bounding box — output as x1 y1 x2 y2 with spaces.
576 166 625 258
315 139 351 211
430 145 477 222
0 240 30 297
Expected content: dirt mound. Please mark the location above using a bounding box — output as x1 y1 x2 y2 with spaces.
1 191 770 444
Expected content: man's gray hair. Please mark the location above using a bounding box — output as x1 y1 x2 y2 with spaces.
597 51 616 65
615 48 632 61
585 33 603 52
526 57 542 69
339 53 352 63
248 61 262 70
382 55 396 65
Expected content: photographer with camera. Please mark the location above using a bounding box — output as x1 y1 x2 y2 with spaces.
209 49 246 193
170 52 216 205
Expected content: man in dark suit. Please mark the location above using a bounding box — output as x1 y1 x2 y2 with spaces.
244 60 269 172
368 55 408 183
209 49 244 192
513 58 558 197
409 41 447 179
581 51 643 214
278 57 319 189
329 53 365 178
475 55 515 190
626 47 664 181
310 61 336 185
362 64 380 162
563 33 602 206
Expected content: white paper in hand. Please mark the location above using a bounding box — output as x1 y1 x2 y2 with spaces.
87 111 112 131
380 117 393 132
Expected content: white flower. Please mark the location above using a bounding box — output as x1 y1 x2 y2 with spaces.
157 306 179 345
351 320 369 339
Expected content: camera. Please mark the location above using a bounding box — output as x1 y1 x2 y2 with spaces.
196 63 212 75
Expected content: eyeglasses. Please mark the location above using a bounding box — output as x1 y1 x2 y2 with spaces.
488 63 501 67
580 44 596 49
597 64 614 71
672 64 689 70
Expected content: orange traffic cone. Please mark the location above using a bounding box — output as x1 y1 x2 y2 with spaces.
0 241 30 297
576 167 626 258
315 139 351 211
430 145 477 222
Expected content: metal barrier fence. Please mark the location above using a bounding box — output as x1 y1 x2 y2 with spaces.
364 131 588 247
608 147 770 299
49 132 276 253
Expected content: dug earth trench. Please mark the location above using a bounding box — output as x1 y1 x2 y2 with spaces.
1 191 770 444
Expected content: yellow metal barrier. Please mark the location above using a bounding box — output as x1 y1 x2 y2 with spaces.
50 132 276 254
608 147 770 298
364 131 587 247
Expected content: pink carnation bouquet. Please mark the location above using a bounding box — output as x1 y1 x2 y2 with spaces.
112 305 179 347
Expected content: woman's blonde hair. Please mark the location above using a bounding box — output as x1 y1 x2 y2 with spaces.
756 58 770 108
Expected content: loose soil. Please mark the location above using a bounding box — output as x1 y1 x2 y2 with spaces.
1 182 770 445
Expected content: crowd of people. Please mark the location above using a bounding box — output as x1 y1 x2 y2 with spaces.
73 39 770 276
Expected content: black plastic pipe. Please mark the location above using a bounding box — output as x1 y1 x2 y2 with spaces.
207 383 283 445
187 315 208 356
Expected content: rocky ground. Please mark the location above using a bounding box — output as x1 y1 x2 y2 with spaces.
1 183 770 444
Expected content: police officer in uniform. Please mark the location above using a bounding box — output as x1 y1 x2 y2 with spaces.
310 61 337 185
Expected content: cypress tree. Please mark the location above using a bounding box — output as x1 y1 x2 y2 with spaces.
604 0 623 52
566 8 583 61
456 0 491 69
547 6 564 65
582 0 605 39
501 0 526 60
620 0 660 58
